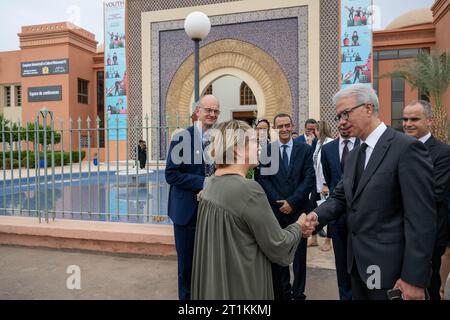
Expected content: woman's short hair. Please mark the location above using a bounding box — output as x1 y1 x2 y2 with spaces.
209 120 254 169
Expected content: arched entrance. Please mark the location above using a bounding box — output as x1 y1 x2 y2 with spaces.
197 69 263 125
165 39 293 128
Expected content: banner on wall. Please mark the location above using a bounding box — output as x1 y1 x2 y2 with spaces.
104 0 127 140
28 86 63 102
340 0 373 89
22 59 69 77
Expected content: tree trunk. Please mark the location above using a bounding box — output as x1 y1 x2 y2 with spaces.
432 106 449 143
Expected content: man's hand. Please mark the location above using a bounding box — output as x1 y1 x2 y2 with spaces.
394 279 425 300
321 185 329 196
306 134 315 146
298 212 319 238
277 200 293 215
196 190 203 202
297 213 309 237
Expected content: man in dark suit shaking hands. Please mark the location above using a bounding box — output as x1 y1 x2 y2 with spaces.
403 100 450 300
165 95 220 300
256 113 315 300
304 84 436 300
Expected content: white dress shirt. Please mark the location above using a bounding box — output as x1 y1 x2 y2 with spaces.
314 137 334 192
361 122 388 168
419 132 431 144
313 123 387 219
278 139 293 164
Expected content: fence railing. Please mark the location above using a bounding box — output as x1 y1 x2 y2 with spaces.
0 109 190 224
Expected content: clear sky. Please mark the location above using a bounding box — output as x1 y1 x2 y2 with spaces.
0 0 436 52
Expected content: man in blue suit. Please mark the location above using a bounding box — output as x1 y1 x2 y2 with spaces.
320 127 360 300
256 113 315 300
295 118 318 150
165 95 220 300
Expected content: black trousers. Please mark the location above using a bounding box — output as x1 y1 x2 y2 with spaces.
173 218 196 300
429 245 446 300
350 262 388 300
330 215 352 300
272 237 307 300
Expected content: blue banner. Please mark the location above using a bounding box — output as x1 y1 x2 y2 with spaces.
341 0 373 89
104 0 127 140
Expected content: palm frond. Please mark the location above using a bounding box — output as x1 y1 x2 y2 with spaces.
389 49 450 142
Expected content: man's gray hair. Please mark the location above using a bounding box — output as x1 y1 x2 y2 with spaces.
333 84 379 114
406 100 433 118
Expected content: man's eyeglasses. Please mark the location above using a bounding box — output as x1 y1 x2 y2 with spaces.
334 103 368 122
201 107 221 115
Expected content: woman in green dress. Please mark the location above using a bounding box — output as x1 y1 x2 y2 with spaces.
191 120 307 300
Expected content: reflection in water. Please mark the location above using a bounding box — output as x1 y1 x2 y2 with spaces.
0 171 170 225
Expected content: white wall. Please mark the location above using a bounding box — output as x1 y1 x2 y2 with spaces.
211 75 257 122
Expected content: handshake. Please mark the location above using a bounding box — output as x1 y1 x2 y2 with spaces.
297 212 319 238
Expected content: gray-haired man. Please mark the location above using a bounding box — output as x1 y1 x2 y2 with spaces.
304 84 436 300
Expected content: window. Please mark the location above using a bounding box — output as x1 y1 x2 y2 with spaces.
376 48 429 61
240 82 257 105
398 48 420 59
373 57 379 95
78 78 89 104
378 50 398 60
419 89 430 102
391 78 405 131
4 86 11 107
15 86 21 107
203 84 212 96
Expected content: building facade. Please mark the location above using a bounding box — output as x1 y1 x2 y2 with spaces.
373 0 450 132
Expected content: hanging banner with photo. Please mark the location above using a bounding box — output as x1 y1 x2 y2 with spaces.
340 0 374 89
104 0 127 140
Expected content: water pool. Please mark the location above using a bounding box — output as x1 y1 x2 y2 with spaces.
0 170 171 224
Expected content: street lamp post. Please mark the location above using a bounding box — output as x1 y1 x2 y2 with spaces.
184 11 211 105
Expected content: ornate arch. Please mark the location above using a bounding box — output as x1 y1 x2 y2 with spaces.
165 39 293 127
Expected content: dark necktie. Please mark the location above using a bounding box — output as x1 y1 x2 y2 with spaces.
202 139 215 177
353 143 368 194
281 145 289 170
341 140 350 172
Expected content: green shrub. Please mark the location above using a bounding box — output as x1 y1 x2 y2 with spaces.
0 158 20 169
26 151 86 168
0 151 28 160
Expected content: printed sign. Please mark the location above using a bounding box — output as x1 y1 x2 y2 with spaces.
104 0 127 140
341 0 373 89
21 59 69 77
28 85 62 102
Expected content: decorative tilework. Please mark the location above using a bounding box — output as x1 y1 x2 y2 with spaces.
153 8 307 157
320 0 340 135
156 14 304 127
127 0 341 157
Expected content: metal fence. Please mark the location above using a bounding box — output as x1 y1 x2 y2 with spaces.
0 109 191 224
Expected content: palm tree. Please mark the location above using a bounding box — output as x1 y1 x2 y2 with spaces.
389 49 450 143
